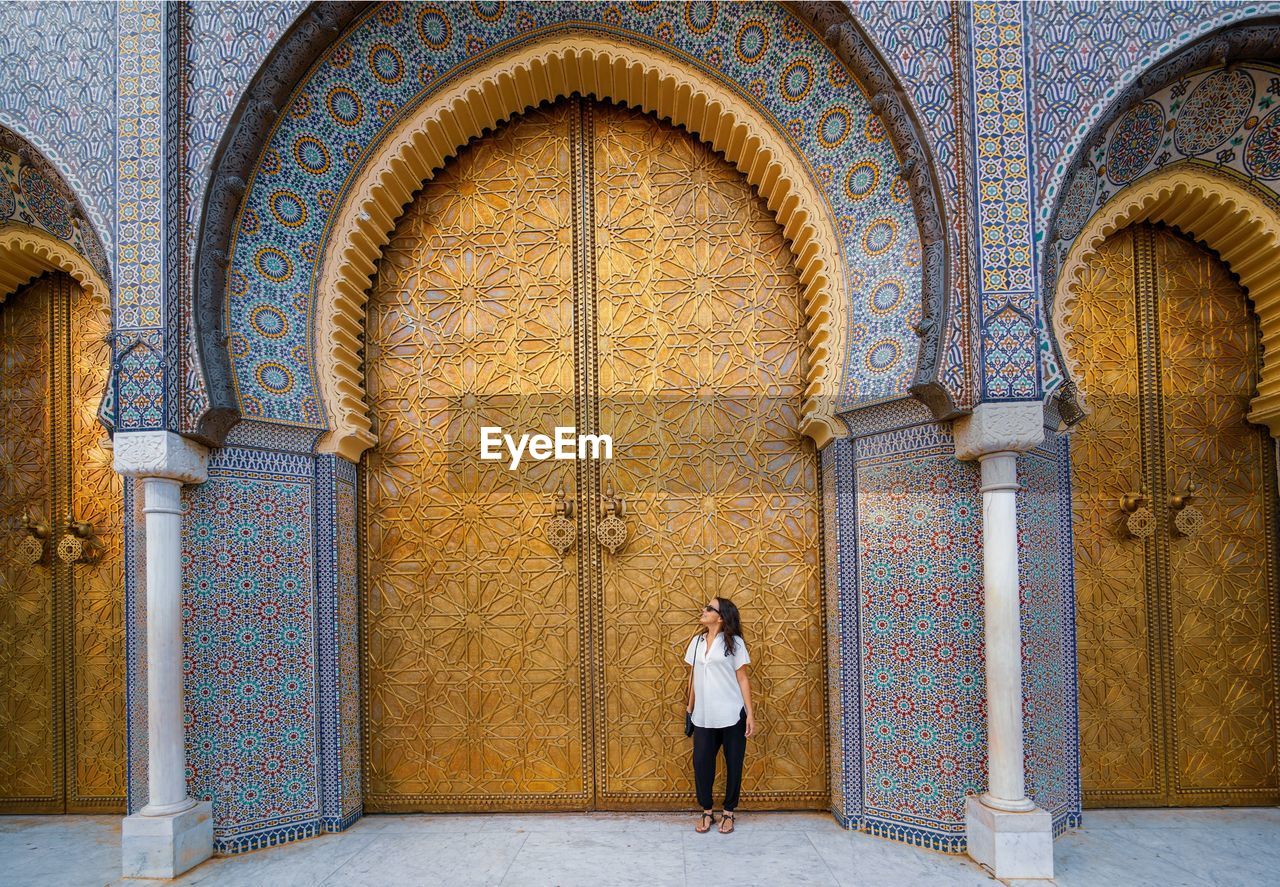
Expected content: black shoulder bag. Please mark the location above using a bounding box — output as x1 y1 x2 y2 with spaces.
685 636 701 736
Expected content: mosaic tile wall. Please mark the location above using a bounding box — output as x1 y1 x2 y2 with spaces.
177 2 308 433
852 423 986 850
47 0 1267 856
224 0 924 426
850 0 976 410
1019 431 1082 831
0 0 117 267
181 448 321 853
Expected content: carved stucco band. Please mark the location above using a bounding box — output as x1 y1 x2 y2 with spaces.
315 35 848 459
1054 164 1280 436
0 223 111 306
192 1 955 451
113 430 210 484
953 402 1044 462
794 0 956 420
1042 16 1280 411
190 1 368 447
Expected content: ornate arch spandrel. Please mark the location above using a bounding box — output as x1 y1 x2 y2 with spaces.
314 35 848 460
1039 20 1280 412
195 2 957 453
1054 164 1280 436
0 223 110 308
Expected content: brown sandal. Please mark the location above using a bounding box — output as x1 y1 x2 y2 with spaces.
718 811 735 834
695 811 715 833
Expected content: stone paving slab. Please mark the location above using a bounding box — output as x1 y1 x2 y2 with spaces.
2 808 1277 886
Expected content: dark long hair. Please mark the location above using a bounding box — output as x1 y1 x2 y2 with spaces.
711 596 742 656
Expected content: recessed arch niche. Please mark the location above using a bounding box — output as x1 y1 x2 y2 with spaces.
192 1 954 453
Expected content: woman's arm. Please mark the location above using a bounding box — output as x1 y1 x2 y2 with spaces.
736 666 755 737
686 665 695 713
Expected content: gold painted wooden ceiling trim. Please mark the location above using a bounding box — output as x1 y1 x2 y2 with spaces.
1055 164 1280 437
314 34 850 461
0 223 109 308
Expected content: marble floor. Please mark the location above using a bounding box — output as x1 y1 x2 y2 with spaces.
2 808 1277 886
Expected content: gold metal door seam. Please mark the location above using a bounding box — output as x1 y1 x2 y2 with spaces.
570 95 602 809
53 273 71 812
1132 226 1175 804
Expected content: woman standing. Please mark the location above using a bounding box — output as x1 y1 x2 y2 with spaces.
684 596 756 834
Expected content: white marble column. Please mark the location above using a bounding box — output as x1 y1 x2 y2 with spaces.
954 403 1053 881
114 431 214 879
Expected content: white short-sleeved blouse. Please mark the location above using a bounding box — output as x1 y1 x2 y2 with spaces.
684 632 750 729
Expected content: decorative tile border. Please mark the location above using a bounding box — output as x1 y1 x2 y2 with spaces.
1020 433 1082 825
116 1 168 431
827 437 863 824
314 454 362 831
970 1 1038 401
124 477 149 813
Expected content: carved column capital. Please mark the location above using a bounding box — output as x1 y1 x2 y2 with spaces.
113 431 210 485
953 402 1044 462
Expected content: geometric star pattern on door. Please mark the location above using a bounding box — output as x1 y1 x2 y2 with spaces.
1070 223 1280 807
362 98 826 811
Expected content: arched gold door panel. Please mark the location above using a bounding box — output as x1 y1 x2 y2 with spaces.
362 103 587 810
362 98 827 811
1071 224 1280 807
591 105 826 807
0 272 123 813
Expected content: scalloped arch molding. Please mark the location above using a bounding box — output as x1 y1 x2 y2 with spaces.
1054 164 1280 435
201 1 951 456
0 127 111 304
0 223 110 307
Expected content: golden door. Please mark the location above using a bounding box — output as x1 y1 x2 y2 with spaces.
1070 223 1280 807
362 98 827 811
0 272 124 813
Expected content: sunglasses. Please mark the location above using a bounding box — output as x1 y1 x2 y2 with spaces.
703 605 720 614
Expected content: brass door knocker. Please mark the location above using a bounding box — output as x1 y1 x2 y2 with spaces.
1119 483 1154 538
56 512 98 564
595 480 627 554
1169 480 1203 537
15 507 51 565
545 478 577 555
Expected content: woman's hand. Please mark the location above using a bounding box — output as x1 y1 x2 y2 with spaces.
745 713 756 738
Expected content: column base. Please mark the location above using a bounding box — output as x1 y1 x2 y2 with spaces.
965 795 1053 880
121 800 214 879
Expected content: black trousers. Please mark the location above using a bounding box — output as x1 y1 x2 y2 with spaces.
692 707 747 811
